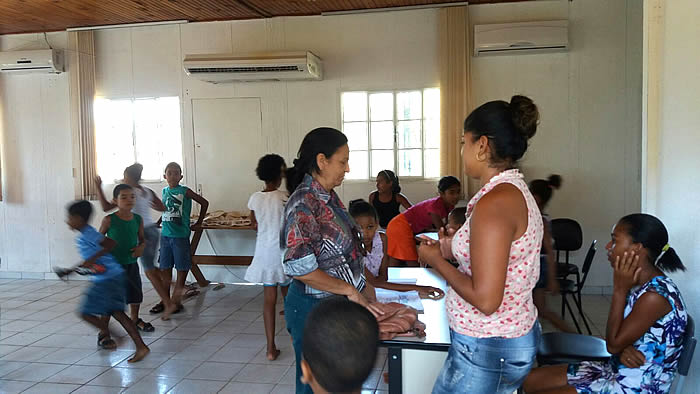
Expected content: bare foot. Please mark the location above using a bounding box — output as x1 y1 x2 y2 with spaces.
278 310 285 316
128 346 150 363
161 303 177 321
198 280 211 287
267 348 281 361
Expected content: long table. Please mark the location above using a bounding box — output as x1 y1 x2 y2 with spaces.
190 225 255 266
380 267 451 394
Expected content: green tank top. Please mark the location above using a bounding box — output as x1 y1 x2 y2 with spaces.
107 212 142 265
162 185 192 238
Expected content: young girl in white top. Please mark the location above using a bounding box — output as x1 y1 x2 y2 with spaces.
349 199 444 299
246 154 291 361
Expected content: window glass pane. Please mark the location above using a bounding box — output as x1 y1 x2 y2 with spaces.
424 119 440 149
344 122 368 151
369 93 393 121
94 98 135 183
398 149 422 177
371 150 394 178
396 91 422 120
347 150 368 180
370 121 394 150
424 88 440 120
342 92 368 122
397 120 422 149
424 149 440 179
134 97 183 180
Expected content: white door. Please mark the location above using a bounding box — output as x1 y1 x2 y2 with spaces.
192 98 263 212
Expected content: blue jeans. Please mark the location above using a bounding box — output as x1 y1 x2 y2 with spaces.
285 281 322 394
432 323 541 394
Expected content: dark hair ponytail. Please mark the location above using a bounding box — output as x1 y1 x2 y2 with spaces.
464 95 539 166
286 127 348 193
618 213 686 273
529 174 562 209
349 199 378 220
378 170 401 194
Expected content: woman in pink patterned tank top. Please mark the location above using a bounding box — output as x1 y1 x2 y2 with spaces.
418 95 544 394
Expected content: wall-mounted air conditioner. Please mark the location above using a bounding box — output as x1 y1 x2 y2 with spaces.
474 20 568 56
0 49 64 74
183 51 323 83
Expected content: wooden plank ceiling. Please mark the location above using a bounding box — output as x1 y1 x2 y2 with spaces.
0 0 532 35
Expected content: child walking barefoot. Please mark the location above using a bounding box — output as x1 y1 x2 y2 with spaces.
349 199 444 299
245 154 291 361
59 200 149 362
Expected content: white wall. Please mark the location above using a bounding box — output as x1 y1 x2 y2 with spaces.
0 32 81 278
644 1 700 390
471 0 643 292
93 11 444 212
0 3 643 287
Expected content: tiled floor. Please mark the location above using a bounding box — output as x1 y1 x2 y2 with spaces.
0 277 611 394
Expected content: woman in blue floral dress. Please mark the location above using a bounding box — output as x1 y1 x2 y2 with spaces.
524 213 687 394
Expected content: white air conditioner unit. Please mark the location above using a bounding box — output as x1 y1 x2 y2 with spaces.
474 20 568 56
0 49 64 74
183 51 322 83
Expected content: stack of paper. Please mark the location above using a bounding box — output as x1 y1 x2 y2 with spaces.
375 288 424 312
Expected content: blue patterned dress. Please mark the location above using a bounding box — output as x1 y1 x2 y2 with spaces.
567 276 687 393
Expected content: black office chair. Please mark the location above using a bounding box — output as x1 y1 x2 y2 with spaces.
674 314 696 394
537 332 611 366
560 240 596 334
551 218 583 285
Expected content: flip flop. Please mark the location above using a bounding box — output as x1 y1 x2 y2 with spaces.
184 288 200 299
149 302 165 314
97 333 117 350
135 318 155 332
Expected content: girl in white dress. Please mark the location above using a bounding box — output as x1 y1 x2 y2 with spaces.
245 154 291 361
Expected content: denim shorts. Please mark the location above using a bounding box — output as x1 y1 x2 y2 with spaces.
285 281 322 394
159 236 192 272
432 323 541 394
139 225 160 271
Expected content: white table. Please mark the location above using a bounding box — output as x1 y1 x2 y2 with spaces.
381 267 450 394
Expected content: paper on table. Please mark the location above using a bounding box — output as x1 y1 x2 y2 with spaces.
387 278 417 285
375 288 424 312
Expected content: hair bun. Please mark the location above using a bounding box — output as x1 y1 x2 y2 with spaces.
547 174 562 189
509 95 539 140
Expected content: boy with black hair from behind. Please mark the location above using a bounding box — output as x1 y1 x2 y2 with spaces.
301 297 379 394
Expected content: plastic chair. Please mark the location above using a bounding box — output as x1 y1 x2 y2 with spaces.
551 218 583 285
559 240 596 334
674 314 696 394
537 332 611 366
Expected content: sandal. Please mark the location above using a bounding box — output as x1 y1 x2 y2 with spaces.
184 288 200 299
135 318 155 332
97 333 117 350
149 302 165 314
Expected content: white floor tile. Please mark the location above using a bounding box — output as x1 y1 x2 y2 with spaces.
21 382 81 394
89 366 153 387
122 375 181 394
166 378 226 394
44 365 110 385
2 362 68 382
153 359 203 378
186 361 245 381
233 364 289 384
0 379 35 393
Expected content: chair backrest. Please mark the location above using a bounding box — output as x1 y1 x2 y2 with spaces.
678 315 696 376
577 240 597 291
551 218 583 252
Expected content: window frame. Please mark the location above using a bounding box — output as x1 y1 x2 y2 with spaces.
341 88 440 182
94 96 183 184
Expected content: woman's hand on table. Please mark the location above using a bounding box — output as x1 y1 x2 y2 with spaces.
417 227 455 263
348 287 384 318
415 285 445 300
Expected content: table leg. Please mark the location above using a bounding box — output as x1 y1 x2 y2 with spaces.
189 228 210 287
388 347 402 394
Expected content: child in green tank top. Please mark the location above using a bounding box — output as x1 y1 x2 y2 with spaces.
99 184 154 333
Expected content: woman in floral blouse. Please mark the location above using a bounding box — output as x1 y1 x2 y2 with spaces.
524 214 687 394
281 127 381 394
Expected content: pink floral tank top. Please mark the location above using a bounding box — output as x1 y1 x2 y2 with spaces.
445 169 543 338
